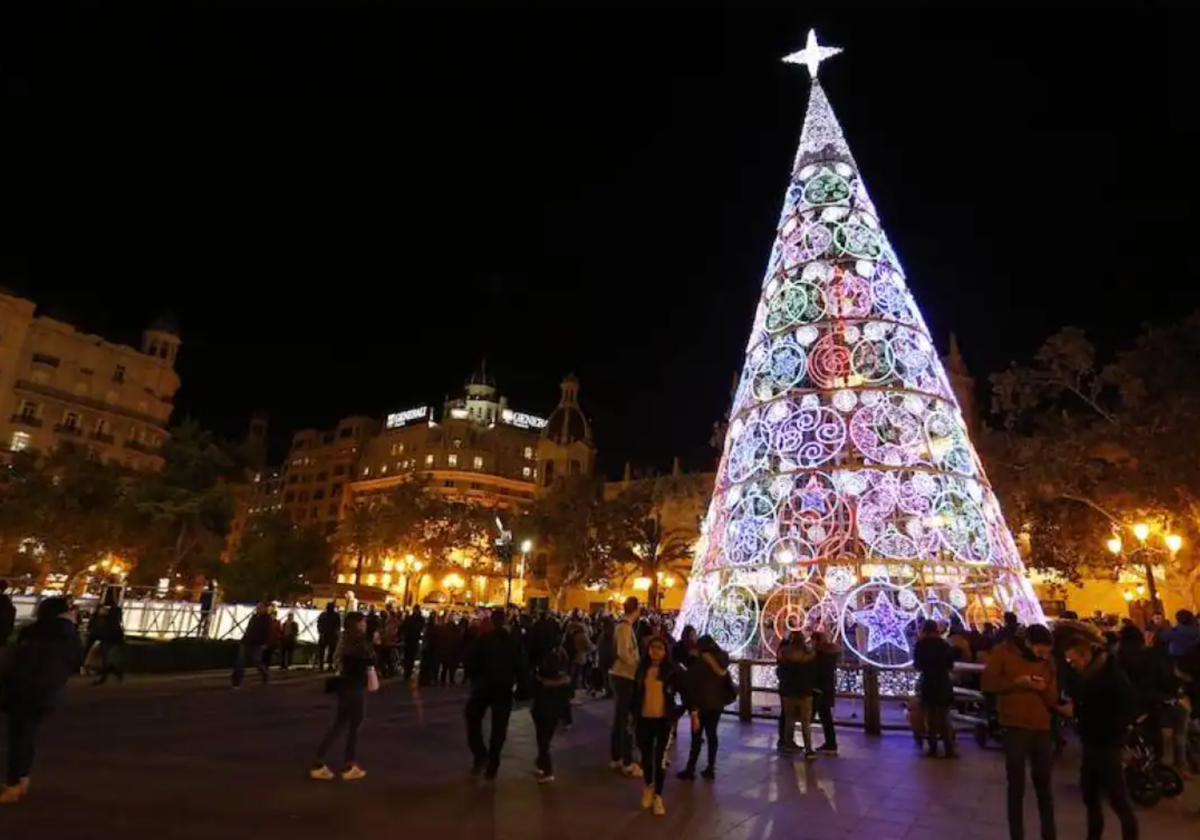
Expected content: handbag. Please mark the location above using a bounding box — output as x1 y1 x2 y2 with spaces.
366 666 380 693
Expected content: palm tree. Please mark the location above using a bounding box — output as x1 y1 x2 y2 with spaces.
336 499 389 585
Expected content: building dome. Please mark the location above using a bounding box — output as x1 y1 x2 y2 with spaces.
542 374 591 445
464 359 498 396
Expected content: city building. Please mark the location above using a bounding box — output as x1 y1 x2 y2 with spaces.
0 288 179 470
281 415 378 533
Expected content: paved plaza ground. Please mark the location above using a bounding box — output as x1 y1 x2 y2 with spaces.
0 670 1197 839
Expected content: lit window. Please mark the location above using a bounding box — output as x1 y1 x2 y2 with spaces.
10 431 31 452
473 456 483 470
363 466 371 476
522 466 531 478
425 454 434 467
453 439 462 449
448 454 458 467
524 446 534 459
380 464 388 474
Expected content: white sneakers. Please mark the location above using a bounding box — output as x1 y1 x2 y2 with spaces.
652 795 666 816
310 764 364 781
622 762 643 778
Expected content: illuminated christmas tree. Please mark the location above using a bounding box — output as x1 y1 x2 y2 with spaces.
677 31 1044 670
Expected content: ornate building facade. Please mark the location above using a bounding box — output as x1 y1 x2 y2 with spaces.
0 288 179 470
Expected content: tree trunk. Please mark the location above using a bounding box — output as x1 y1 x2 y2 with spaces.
355 551 364 586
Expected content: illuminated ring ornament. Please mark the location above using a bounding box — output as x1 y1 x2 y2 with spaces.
705 584 760 658
761 584 824 656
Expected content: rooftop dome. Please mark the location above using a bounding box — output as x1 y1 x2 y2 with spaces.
465 359 497 391
542 374 591 445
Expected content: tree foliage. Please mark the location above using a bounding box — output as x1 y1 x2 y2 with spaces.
985 312 1200 604
222 512 333 603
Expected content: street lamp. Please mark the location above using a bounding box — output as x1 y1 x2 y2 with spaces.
1106 524 1182 617
494 518 515 609
399 554 422 607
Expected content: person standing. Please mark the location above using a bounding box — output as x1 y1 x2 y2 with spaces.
631 635 682 816
0 597 82 803
1058 622 1139 840
232 603 273 688
913 620 958 759
402 608 424 683
419 612 441 687
531 638 572 783
465 609 526 779
609 597 642 777
777 631 818 758
91 600 126 686
0 580 16 648
280 612 299 671
811 630 840 755
310 612 375 781
677 635 729 781
982 623 1059 840
316 603 340 672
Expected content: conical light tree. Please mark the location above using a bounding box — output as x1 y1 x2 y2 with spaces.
678 31 1044 670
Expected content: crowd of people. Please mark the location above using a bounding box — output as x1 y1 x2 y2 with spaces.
2 574 1200 830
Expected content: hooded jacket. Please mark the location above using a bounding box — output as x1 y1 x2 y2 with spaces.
1 615 82 713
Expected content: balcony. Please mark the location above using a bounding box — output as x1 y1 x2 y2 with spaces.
54 423 84 437
125 439 160 455
90 432 116 445
13 379 167 430
10 414 43 428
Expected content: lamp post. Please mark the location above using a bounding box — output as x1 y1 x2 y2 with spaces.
1106 524 1182 617
399 554 422 608
640 514 663 611
495 517 515 609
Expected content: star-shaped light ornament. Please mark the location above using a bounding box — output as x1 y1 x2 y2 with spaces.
852 591 915 654
782 29 843 80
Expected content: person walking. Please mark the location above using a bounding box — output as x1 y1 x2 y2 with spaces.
1058 622 1139 840
310 612 376 781
0 580 16 648
777 631 818 758
419 612 441 687
0 597 82 803
232 602 273 688
677 635 729 781
631 635 682 816
913 620 958 758
609 597 642 777
91 600 126 686
402 607 424 682
279 612 300 670
981 623 1059 840
811 630 840 755
530 637 572 783
316 603 340 672
465 609 526 779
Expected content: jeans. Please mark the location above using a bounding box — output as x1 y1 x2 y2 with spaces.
609 676 635 765
4 708 43 785
94 642 124 684
317 635 338 671
402 642 418 681
231 644 268 687
686 709 721 770
316 687 365 767
636 716 672 794
280 641 296 670
533 711 557 775
814 692 837 749
924 704 953 753
465 692 512 771
1003 728 1057 840
782 695 813 750
1080 747 1138 840
1162 702 1191 770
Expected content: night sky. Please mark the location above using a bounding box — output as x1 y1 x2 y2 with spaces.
3 6 1195 477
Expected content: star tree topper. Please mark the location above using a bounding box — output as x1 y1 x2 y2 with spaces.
852 591 916 653
782 29 842 80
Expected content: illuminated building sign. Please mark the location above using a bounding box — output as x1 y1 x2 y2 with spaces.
385 406 428 429
502 409 547 430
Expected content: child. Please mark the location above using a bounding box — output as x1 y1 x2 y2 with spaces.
632 635 684 816
531 640 572 783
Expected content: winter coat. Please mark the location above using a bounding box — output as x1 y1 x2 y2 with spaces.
631 659 684 720
531 647 572 721
0 616 82 713
777 644 817 698
1161 624 1200 660
0 593 16 645
1069 651 1138 750
468 627 526 699
317 607 341 639
684 649 731 712
814 647 839 698
981 639 1058 731
337 631 376 689
242 612 273 647
913 636 957 707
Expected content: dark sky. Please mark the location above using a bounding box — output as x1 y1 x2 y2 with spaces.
3 6 1196 477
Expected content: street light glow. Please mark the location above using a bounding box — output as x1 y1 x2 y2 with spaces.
1133 523 1150 542
521 539 533 553
1165 533 1183 553
1106 536 1123 555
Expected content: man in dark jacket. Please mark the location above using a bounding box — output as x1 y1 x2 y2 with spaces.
0 580 16 647
0 596 81 803
401 608 424 683
316 603 340 672
811 631 840 755
464 610 527 779
913 620 958 758
232 603 273 688
1059 623 1139 840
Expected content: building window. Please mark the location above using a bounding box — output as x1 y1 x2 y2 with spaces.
543 461 555 487
311 506 319 519
32 353 61 367
299 491 310 503
443 480 456 488
331 483 343 496
380 464 388 475
284 491 295 503
425 454 434 467
522 466 532 478
316 471 327 482
363 466 371 477
453 439 462 449
333 464 347 476
296 509 307 521
569 459 581 475
339 427 353 439
62 411 80 430
328 503 339 516
524 446 534 460
448 454 458 467
10 431 31 452
313 489 325 501
113 365 126 383
287 475 298 485
473 456 483 470
391 442 405 455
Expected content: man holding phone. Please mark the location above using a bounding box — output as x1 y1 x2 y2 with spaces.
982 623 1060 840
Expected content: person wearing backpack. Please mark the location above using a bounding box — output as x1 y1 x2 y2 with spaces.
0 597 82 804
